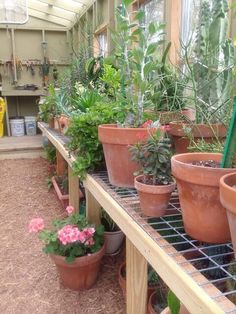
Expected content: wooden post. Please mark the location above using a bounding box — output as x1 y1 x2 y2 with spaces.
56 149 67 176
126 238 148 314
85 188 101 225
68 166 79 211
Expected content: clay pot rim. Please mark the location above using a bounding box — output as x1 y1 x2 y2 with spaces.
135 175 176 194
99 123 157 132
220 172 236 192
50 242 105 267
104 229 124 235
169 121 226 127
171 153 235 171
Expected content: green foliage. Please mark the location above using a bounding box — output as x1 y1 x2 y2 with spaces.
100 209 120 232
67 102 125 179
38 85 57 122
46 176 53 190
37 212 104 263
111 5 167 126
44 145 56 164
167 290 180 314
148 267 160 286
57 174 69 195
130 129 173 185
183 0 235 124
188 139 224 153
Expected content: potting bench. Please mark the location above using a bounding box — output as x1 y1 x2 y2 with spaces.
38 121 236 314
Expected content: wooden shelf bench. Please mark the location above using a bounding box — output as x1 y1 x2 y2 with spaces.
38 122 236 314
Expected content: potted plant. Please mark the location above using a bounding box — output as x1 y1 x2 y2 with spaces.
130 128 176 217
98 1 169 188
220 172 236 258
29 206 105 291
101 209 125 255
169 0 234 153
38 84 57 128
171 152 236 243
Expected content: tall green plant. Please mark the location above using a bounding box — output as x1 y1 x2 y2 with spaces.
183 0 235 124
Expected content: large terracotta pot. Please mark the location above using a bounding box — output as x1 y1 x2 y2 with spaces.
50 243 105 291
98 124 157 187
134 175 176 217
169 122 227 153
58 114 70 135
171 153 235 243
148 291 189 314
220 173 236 258
157 108 195 125
104 230 125 255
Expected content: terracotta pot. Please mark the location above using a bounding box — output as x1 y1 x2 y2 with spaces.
54 116 60 131
160 305 189 314
134 175 176 217
220 173 236 258
58 114 70 135
118 262 157 300
50 243 105 291
48 117 54 129
169 122 227 154
51 176 69 209
104 230 125 255
98 124 157 187
157 108 195 125
171 153 235 243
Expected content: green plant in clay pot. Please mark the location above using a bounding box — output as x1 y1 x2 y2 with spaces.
38 84 58 128
101 209 125 255
29 206 105 291
130 128 176 217
98 0 171 187
169 0 235 153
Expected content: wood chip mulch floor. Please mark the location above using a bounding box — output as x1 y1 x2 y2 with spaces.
0 158 125 314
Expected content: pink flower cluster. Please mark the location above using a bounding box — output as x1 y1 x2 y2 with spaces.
57 225 96 246
65 206 74 215
28 218 44 233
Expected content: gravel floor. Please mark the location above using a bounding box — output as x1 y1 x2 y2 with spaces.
0 158 125 314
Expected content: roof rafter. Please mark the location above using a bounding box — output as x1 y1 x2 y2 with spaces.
28 1 75 22
36 0 83 13
28 8 71 27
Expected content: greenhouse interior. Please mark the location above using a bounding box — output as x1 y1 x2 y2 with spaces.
2 0 236 313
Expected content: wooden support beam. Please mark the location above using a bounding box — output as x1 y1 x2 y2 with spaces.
86 188 101 226
56 149 67 176
28 8 71 27
126 238 148 314
68 166 80 211
36 0 83 13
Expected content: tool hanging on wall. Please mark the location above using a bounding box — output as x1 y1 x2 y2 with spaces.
40 57 50 87
52 65 58 81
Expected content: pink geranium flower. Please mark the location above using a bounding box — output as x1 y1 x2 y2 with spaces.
28 218 44 233
66 206 75 215
58 225 80 245
85 238 95 246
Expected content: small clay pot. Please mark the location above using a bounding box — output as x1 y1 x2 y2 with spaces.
48 117 54 129
50 242 105 291
134 175 176 217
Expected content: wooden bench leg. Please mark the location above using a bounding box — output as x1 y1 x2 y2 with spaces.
85 188 101 226
126 238 148 314
68 166 79 212
56 149 67 176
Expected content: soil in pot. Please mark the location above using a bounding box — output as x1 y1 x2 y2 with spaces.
50 243 105 291
171 153 235 243
135 175 176 217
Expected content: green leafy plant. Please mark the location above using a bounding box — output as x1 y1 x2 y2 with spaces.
67 102 126 179
108 1 167 127
44 145 56 164
167 290 180 314
100 209 120 232
38 85 58 122
29 207 104 263
57 174 69 195
130 128 173 185
182 0 235 125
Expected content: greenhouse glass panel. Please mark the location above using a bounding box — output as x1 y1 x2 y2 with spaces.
0 0 28 24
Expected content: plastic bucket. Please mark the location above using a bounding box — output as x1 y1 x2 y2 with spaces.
25 116 37 136
10 118 25 137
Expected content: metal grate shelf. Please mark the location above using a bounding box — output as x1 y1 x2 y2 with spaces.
91 171 236 313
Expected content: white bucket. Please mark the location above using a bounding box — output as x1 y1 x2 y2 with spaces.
24 116 37 136
10 118 25 137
